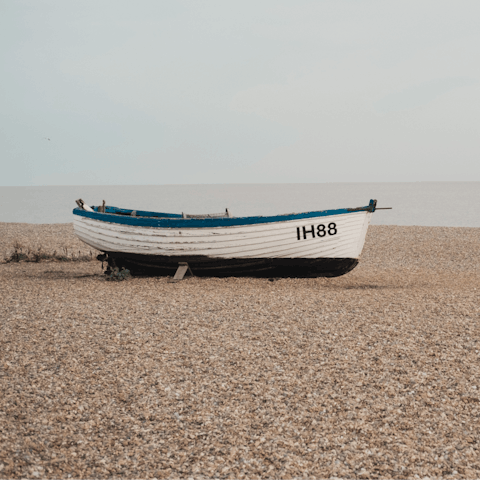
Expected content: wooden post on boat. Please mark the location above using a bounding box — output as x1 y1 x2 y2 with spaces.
168 262 194 283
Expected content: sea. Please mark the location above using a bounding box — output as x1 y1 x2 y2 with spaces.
0 182 479 227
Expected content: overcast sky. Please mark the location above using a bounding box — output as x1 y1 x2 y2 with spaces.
1 0 479 186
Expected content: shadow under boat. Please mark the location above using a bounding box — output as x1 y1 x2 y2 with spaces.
100 252 359 278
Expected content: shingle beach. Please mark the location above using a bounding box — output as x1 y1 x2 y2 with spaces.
1 223 479 479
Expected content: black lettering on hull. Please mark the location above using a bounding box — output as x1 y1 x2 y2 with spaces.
297 222 337 240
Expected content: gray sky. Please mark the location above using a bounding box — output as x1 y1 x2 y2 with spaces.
1 0 479 186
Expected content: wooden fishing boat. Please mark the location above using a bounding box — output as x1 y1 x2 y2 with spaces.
73 199 380 277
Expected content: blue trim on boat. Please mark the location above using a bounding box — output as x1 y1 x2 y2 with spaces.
73 200 375 228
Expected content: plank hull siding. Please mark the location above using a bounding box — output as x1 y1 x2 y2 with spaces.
74 211 371 259
73 202 375 277
74 215 367 242
74 222 364 258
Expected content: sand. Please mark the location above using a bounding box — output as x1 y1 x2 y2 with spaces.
1 223 479 479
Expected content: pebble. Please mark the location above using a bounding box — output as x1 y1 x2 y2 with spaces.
0 223 479 478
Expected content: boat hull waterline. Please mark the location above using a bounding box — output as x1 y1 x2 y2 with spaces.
73 200 377 277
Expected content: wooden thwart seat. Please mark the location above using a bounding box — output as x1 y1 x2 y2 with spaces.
182 208 231 219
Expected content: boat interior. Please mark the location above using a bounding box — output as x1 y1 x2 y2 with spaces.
75 199 232 219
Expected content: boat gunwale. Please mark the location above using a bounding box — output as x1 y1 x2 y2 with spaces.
73 200 376 229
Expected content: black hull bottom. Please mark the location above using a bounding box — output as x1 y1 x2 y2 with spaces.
104 252 359 278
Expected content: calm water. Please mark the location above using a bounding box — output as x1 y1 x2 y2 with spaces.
0 183 479 227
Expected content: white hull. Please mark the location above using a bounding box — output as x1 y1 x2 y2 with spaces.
73 210 372 260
